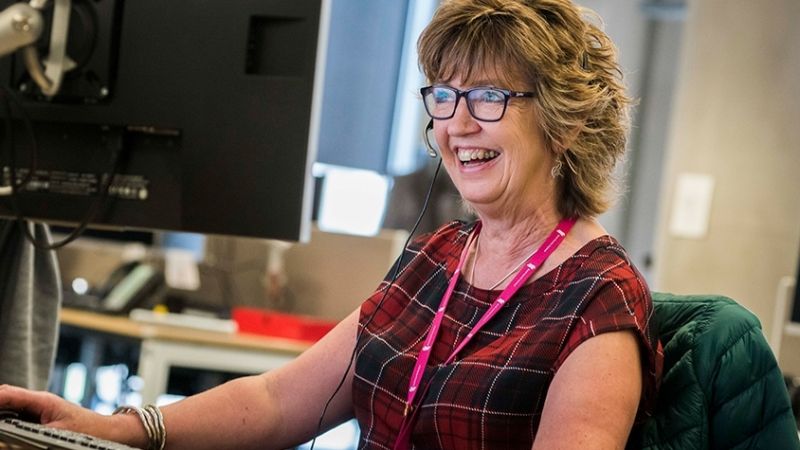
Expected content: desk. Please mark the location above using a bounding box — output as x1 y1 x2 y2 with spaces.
60 308 312 404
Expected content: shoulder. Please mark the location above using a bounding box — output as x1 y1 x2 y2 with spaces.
407 220 471 250
359 221 474 332
552 235 653 334
399 220 474 268
369 220 474 303
573 235 647 288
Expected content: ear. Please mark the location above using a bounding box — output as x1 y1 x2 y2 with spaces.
549 126 580 179
548 124 581 172
560 124 582 152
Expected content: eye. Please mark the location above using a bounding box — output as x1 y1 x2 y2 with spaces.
474 89 505 103
432 87 455 104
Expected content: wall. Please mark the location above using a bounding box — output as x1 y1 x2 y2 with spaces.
577 1 685 284
578 0 648 240
201 228 407 321
653 0 800 371
620 16 684 282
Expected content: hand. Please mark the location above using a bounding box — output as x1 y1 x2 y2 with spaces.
0 384 106 435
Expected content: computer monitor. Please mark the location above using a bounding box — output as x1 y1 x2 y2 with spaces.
0 0 328 241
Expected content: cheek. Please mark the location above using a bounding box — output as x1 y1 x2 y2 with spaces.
433 126 448 149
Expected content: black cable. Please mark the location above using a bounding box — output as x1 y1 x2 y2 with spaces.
1 89 16 187
0 86 38 190
309 158 443 450
1 85 128 250
12 134 124 250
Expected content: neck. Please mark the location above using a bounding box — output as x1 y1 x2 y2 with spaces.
466 205 564 290
477 205 562 260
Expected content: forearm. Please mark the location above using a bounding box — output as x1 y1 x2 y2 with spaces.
107 374 285 450
108 311 360 449
104 310 360 449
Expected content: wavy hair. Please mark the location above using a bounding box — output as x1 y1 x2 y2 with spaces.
417 0 631 218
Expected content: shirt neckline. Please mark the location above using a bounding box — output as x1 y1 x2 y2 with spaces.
454 233 617 307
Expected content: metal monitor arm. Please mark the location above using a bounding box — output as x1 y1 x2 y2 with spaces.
0 0 73 97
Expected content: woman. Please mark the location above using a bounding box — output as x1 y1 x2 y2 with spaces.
0 0 661 449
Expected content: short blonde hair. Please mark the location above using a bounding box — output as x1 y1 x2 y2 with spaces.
418 0 631 218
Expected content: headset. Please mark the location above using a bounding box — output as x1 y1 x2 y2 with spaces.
423 119 439 158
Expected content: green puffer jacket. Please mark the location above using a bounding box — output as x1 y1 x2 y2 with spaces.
628 293 800 449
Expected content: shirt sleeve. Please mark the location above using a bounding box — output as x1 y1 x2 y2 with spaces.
552 259 662 419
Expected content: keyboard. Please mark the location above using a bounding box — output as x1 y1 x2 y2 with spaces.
0 418 141 450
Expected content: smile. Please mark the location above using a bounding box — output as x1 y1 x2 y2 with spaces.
457 148 499 164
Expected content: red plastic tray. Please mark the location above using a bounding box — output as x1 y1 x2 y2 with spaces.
231 307 336 343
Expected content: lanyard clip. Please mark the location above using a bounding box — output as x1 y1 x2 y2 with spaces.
403 402 412 417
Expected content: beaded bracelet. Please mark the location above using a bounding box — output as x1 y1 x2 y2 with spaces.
113 404 166 450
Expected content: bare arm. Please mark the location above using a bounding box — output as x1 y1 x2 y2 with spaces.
155 308 360 449
532 331 642 450
0 308 362 450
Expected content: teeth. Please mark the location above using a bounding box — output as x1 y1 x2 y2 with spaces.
458 149 498 162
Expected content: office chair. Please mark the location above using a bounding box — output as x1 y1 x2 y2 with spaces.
629 293 800 449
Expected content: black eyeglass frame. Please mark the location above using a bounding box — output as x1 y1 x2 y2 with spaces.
420 85 536 122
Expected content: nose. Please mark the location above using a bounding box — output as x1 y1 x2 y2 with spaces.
446 96 480 136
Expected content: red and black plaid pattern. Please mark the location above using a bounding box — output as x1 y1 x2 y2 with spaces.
353 221 662 450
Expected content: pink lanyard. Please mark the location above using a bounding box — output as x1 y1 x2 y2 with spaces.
394 218 576 450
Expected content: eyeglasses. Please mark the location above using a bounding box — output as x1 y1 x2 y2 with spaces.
420 85 535 122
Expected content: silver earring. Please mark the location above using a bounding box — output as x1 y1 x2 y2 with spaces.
550 157 563 179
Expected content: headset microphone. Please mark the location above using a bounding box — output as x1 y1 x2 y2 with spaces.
422 119 438 158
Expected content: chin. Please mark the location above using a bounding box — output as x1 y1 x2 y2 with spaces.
458 193 501 212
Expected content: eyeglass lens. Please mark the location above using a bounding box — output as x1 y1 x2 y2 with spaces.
423 87 507 121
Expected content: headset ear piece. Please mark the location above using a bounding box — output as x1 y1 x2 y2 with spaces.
423 119 438 158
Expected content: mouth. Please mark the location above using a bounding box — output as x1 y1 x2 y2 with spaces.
457 148 500 166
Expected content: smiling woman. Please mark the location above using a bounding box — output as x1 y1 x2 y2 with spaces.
350 1 660 449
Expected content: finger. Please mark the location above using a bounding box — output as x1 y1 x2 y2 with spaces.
0 385 53 420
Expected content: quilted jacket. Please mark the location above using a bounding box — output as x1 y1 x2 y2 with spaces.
629 293 800 449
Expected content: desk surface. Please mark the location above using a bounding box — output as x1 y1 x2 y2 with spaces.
60 308 312 356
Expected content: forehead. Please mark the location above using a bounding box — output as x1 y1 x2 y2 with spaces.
435 60 530 89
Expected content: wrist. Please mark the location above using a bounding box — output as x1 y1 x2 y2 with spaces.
108 408 152 449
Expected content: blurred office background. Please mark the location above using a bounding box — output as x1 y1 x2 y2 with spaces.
49 0 800 447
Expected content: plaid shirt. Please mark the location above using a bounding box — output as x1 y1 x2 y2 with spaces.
353 221 662 449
